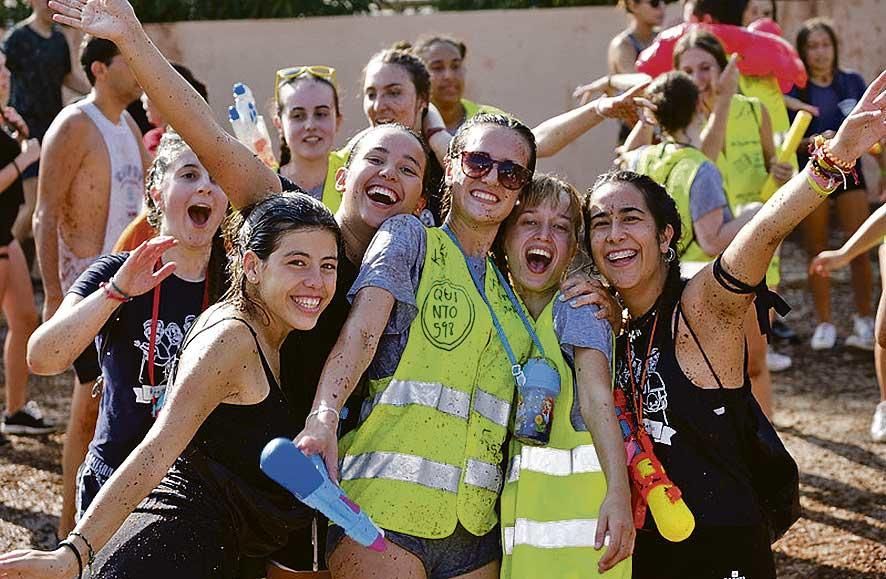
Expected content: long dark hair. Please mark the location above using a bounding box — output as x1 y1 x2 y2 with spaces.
796 18 840 76
223 193 341 323
585 171 684 307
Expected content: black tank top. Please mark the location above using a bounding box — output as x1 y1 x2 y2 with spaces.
171 316 312 556
615 293 763 529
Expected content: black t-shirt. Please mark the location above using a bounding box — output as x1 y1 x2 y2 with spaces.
1 23 71 140
68 253 208 470
0 129 23 244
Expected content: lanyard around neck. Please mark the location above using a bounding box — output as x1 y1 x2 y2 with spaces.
442 227 546 384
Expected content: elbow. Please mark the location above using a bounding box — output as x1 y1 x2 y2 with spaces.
27 332 70 376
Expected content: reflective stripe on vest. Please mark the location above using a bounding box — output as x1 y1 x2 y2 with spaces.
506 444 602 483
359 380 510 428
503 518 600 554
341 452 503 494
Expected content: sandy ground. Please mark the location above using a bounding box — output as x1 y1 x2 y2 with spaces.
0 236 884 577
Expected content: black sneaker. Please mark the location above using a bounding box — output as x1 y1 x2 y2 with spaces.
2 400 55 435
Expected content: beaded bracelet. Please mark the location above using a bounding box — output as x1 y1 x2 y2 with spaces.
812 134 855 171
58 540 83 579
809 138 857 190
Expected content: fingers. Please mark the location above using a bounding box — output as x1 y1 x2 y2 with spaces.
623 81 650 99
594 512 608 551
151 261 177 285
48 0 83 20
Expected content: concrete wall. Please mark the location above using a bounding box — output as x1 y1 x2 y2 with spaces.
137 1 884 191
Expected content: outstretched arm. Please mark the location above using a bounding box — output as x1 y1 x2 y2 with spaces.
49 0 281 209
810 202 886 277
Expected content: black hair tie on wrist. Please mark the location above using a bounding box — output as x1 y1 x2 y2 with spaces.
58 540 83 579
69 531 96 568
712 254 790 340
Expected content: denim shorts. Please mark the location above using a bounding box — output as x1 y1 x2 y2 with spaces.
327 522 500 579
75 453 114 520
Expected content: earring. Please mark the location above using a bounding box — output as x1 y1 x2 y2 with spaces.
664 247 676 264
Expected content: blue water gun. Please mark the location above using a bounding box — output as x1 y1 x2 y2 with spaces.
260 438 386 552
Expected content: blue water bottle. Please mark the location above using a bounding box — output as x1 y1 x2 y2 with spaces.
512 357 561 446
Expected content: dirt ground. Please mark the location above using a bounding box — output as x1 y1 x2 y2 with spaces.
0 236 884 577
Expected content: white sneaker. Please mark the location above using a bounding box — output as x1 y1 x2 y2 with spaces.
872 401 886 442
810 322 837 350
845 315 875 351
766 348 792 372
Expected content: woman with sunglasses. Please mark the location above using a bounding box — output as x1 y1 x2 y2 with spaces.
585 71 886 577
273 65 346 213
409 35 504 135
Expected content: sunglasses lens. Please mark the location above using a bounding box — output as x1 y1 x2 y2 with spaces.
462 152 493 178
498 162 530 190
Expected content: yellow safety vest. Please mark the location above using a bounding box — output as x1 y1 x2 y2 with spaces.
738 74 798 171
636 143 713 264
318 147 348 213
500 298 631 579
461 98 505 120
339 227 531 539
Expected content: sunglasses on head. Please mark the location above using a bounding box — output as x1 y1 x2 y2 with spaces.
458 151 532 191
274 65 337 104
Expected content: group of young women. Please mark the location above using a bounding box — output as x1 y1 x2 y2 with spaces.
0 0 884 578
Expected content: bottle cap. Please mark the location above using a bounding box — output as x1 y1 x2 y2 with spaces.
233 83 246 96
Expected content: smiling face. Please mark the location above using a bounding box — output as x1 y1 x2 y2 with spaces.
151 148 227 249
424 41 465 109
804 28 836 76
586 181 672 294
337 126 426 230
363 61 426 130
277 78 340 163
677 47 721 104
248 227 339 332
447 124 532 227
504 192 578 297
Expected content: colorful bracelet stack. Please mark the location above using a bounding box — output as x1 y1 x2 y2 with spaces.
806 136 858 197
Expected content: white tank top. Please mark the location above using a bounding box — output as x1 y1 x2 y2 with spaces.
79 100 144 253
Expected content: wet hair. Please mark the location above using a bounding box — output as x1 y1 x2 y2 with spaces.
363 47 431 106
411 34 467 61
344 123 433 200
693 0 749 25
80 36 120 86
796 18 840 75
585 170 683 305
224 193 341 323
495 173 583 272
442 112 537 215
646 71 700 135
673 28 729 72
275 74 341 167
172 63 208 102
143 131 229 304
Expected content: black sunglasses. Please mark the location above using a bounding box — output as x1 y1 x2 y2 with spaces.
458 151 532 191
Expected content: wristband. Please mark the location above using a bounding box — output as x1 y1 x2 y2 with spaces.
109 277 132 301
425 127 447 141
58 540 83 579
69 531 96 568
805 163 838 197
100 281 130 303
10 158 20 177
307 405 340 421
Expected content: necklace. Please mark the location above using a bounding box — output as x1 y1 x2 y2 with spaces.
625 310 659 424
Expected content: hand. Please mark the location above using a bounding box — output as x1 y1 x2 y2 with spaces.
112 236 178 297
48 0 141 44
422 102 446 137
714 54 740 105
17 138 40 169
830 69 886 162
809 249 849 277
594 487 635 573
594 82 650 127
0 547 77 579
295 413 340 480
560 271 623 334
768 159 794 185
573 77 610 106
2 106 29 139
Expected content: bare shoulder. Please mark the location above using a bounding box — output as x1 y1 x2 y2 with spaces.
178 309 262 375
43 103 99 149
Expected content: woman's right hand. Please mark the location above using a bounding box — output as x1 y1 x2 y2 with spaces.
295 415 340 481
809 249 849 277
48 0 141 44
0 547 77 579
112 236 178 298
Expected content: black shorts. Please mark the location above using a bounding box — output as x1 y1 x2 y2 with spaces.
21 158 38 180
328 522 500 579
633 525 775 579
73 342 101 384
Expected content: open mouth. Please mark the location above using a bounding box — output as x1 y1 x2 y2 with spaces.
366 185 399 206
470 190 499 204
303 135 323 144
187 204 212 227
525 247 553 274
606 249 637 265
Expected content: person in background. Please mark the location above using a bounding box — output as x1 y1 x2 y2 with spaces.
142 64 207 157
741 0 776 27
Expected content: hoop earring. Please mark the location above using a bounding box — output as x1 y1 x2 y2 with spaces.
664 247 676 264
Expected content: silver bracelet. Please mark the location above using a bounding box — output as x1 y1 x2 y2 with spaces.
307 405 339 421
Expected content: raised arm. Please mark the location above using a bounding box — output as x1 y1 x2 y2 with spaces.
691 70 886 319
810 202 886 276
0 316 247 578
699 55 739 162
49 0 281 209
533 84 647 158
28 237 177 375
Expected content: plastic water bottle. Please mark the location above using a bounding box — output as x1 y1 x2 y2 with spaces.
260 438 386 552
229 82 278 170
513 358 560 446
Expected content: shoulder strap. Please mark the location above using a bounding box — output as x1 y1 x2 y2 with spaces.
182 315 277 385
674 300 725 390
